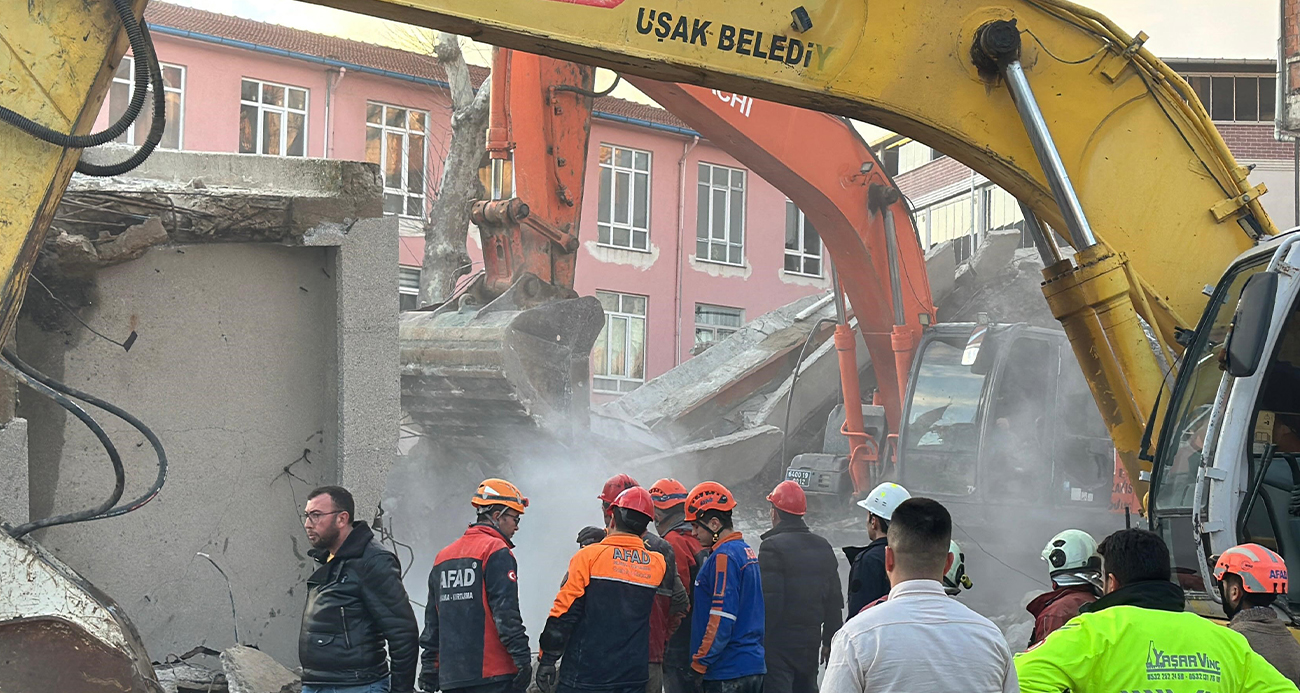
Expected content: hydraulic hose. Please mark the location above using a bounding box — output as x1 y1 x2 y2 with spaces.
75 21 167 177
3 349 167 519
779 317 837 469
1 358 125 539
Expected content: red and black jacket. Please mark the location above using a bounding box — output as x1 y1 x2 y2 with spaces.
420 523 529 691
662 522 703 666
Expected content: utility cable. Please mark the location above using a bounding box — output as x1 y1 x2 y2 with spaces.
3 349 166 520
951 520 1050 588
1 359 125 539
554 75 622 99
197 552 240 644
780 317 837 469
28 275 137 351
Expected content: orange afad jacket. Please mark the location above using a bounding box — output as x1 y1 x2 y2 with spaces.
539 533 668 690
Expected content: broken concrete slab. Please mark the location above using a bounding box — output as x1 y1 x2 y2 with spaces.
0 419 27 525
626 425 784 482
155 660 227 693
924 240 957 306
970 228 1023 280
221 645 300 693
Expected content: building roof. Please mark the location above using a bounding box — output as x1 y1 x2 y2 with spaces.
144 2 692 133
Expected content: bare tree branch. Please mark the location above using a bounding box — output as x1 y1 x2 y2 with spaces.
435 33 477 110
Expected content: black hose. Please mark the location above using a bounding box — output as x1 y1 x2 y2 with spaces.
1 359 125 539
554 75 622 99
0 0 152 149
3 349 167 519
779 317 837 470
75 20 167 177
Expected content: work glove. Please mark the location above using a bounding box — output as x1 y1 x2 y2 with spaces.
510 659 533 693
690 667 705 693
420 669 439 692
534 658 558 693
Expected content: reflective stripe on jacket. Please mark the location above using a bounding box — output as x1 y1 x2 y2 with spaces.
540 533 667 690
1015 594 1296 692
691 533 765 680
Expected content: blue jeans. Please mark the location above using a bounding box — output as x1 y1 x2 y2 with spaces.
302 677 390 693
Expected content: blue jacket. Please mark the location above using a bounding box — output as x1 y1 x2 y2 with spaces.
690 533 765 680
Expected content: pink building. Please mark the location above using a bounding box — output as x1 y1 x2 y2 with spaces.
102 3 830 400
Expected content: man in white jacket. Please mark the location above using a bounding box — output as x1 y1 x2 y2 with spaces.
821 498 1016 693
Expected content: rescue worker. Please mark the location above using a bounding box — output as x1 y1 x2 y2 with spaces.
758 481 842 693
536 487 668 693
686 481 766 693
1015 528 1295 693
1214 543 1300 685
824 498 1015 693
420 479 531 693
1025 529 1102 647
599 475 689 693
843 482 910 615
650 478 705 693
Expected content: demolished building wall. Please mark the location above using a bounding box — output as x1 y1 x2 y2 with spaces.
12 148 399 667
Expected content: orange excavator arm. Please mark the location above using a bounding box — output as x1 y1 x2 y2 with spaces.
625 78 935 491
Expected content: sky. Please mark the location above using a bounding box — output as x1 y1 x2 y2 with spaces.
170 0 1281 140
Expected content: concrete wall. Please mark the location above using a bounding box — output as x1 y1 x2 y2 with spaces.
16 153 398 666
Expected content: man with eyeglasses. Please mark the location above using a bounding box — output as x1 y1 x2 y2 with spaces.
300 485 420 693
421 479 533 693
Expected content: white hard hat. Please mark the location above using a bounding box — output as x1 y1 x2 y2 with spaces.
856 482 910 521
943 540 972 596
1041 529 1100 574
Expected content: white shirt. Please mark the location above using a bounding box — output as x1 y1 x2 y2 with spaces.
822 579 1017 693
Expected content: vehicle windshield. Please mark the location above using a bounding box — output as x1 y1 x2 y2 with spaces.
1153 258 1267 511
902 338 988 495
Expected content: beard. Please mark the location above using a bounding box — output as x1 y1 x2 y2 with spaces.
1219 585 1242 619
308 525 338 550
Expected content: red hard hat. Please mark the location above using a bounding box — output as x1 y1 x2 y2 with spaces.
599 473 640 504
649 478 690 509
611 486 655 518
1214 543 1289 594
767 480 807 516
685 481 737 522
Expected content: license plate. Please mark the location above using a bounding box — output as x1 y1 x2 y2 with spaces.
786 469 813 488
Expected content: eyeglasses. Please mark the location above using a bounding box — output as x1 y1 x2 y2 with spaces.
302 510 343 525
500 512 522 524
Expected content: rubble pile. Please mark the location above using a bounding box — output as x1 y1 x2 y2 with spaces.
154 645 301 693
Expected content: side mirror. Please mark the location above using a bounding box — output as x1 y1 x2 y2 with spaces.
1224 272 1279 378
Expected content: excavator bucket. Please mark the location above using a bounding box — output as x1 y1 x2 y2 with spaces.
0 529 159 692
400 273 604 456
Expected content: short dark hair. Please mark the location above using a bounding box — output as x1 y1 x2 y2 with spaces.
1097 529 1170 586
1222 573 1278 608
613 507 651 535
308 485 355 522
698 508 733 530
775 508 801 524
889 498 951 575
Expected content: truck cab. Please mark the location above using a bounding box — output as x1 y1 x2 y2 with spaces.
1150 231 1300 614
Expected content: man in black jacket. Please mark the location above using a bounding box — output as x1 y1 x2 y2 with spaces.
843 482 910 616
759 481 842 693
300 486 420 693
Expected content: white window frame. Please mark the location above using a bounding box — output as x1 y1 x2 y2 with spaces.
367 102 429 219
111 56 185 150
592 290 647 394
784 201 823 278
1183 73 1276 124
597 144 652 251
696 162 747 266
694 303 744 353
399 266 420 311
239 78 308 157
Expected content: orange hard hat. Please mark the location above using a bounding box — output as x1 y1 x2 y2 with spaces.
471 478 528 514
599 473 640 504
685 481 737 522
767 480 807 516
1214 543 1288 594
649 478 690 509
611 486 656 518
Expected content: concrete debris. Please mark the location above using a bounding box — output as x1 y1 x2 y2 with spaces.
97 216 170 265
221 645 301 693
154 660 227 693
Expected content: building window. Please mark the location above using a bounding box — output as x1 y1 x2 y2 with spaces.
109 56 184 150
784 201 823 277
592 290 647 394
239 78 308 157
694 303 744 353
982 186 1032 249
597 145 651 251
399 266 420 311
1185 74 1276 123
696 163 746 265
366 103 428 218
